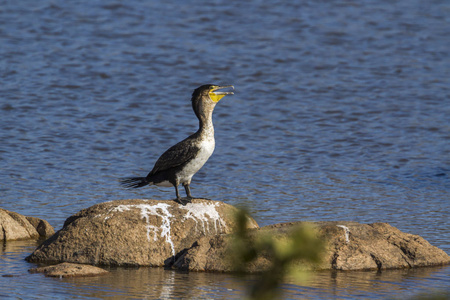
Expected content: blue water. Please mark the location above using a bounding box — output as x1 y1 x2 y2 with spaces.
1 0 449 298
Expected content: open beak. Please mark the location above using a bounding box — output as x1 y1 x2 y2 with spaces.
211 85 234 96
209 85 234 102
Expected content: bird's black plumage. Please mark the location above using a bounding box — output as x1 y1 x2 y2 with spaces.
120 84 234 205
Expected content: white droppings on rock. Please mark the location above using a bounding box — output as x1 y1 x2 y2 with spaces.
337 225 350 244
97 201 230 259
109 203 175 257
181 202 226 234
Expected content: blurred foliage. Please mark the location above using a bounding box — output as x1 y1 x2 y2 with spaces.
231 208 325 300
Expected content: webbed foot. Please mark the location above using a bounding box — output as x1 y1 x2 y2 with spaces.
174 197 185 205
173 197 192 206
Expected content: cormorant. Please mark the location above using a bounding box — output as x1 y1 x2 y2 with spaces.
120 84 234 205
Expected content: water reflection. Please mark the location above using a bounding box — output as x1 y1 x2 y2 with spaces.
291 267 450 298
0 240 40 275
19 264 450 299
1 240 449 299
58 268 245 299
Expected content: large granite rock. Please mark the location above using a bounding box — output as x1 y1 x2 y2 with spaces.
0 208 54 241
26 199 259 266
173 221 450 272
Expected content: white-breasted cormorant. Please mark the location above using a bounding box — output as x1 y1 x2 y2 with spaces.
120 84 234 205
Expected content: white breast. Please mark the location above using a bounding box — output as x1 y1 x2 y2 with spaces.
177 138 215 184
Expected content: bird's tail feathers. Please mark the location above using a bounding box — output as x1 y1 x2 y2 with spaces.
120 177 149 188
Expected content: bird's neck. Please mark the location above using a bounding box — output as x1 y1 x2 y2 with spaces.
198 111 215 138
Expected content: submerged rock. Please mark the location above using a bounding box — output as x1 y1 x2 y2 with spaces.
29 262 108 277
26 199 259 266
0 208 54 241
173 221 450 272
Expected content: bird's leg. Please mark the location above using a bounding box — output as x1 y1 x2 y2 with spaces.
173 185 185 205
183 183 193 203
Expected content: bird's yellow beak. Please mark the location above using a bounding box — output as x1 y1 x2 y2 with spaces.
209 85 234 102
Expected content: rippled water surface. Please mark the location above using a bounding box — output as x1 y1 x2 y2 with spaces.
1 0 449 298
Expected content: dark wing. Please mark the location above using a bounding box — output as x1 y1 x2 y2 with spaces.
147 137 200 177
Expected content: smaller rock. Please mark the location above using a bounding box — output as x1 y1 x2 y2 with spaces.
26 216 55 237
0 208 55 241
29 263 108 278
